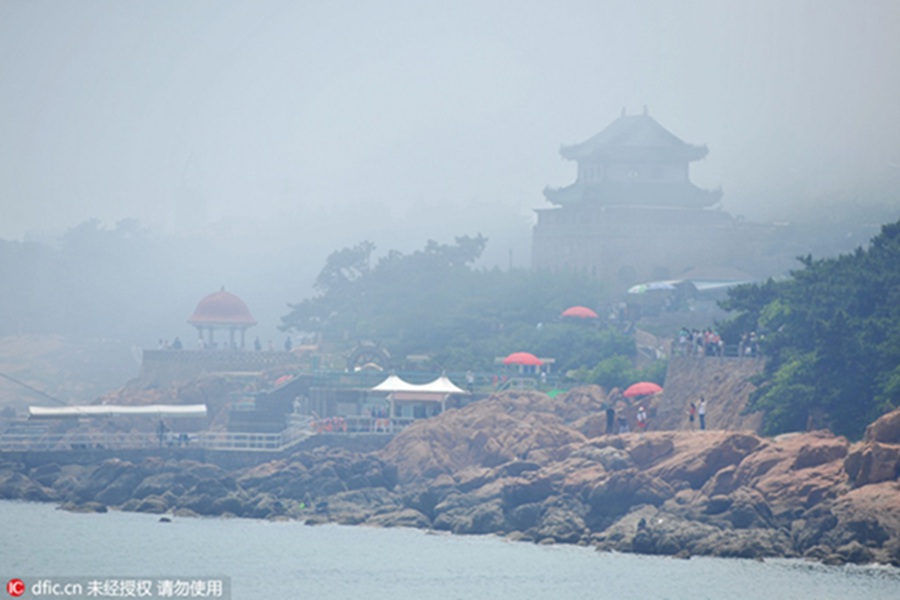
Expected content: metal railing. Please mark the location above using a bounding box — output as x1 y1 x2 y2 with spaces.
308 415 415 435
0 419 314 453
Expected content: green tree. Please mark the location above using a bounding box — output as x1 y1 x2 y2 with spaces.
721 218 900 438
281 235 625 372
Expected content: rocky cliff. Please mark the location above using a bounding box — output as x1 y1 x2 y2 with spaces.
654 356 765 432
2 387 899 567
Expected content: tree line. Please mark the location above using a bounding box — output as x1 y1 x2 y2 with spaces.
279 235 661 381
720 218 900 439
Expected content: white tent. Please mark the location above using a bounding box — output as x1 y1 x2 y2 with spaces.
28 404 208 419
370 375 421 393
370 375 468 418
417 375 468 395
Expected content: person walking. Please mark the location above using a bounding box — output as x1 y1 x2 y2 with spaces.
698 397 707 430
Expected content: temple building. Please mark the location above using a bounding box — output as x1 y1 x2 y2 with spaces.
532 109 772 290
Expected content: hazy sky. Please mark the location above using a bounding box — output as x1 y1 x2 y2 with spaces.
2 0 900 249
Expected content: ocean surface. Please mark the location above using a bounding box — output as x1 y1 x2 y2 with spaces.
1 500 899 600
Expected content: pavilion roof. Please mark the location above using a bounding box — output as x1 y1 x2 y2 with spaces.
560 114 708 163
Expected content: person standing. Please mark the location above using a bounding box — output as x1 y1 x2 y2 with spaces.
636 406 648 433
688 402 697 430
605 404 616 434
699 397 707 430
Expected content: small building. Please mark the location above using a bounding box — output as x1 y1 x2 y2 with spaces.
141 288 298 385
188 287 257 350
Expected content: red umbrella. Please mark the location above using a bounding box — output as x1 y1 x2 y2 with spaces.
274 374 294 387
502 352 543 366
561 306 599 319
623 381 663 397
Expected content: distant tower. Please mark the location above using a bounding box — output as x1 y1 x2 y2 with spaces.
532 109 735 288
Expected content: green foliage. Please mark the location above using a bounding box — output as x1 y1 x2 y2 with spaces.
722 218 900 439
281 236 629 372
574 356 667 391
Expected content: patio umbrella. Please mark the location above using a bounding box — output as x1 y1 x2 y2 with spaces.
561 305 599 319
274 374 293 387
502 352 543 366
623 381 663 397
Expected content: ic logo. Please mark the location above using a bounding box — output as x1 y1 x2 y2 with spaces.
6 579 25 597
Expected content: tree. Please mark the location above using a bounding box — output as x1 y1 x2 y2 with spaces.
281 235 624 371
721 218 900 438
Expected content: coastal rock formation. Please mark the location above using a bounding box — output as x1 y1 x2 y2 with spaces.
3 389 900 566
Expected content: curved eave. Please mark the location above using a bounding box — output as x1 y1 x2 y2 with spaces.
544 182 722 209
560 144 709 163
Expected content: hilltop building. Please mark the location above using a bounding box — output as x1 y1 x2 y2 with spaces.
188 287 258 351
141 288 297 385
532 108 777 290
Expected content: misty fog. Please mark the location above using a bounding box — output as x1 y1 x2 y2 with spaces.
1 0 900 350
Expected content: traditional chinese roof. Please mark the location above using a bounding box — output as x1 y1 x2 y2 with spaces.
544 180 722 209
560 113 708 163
188 288 257 327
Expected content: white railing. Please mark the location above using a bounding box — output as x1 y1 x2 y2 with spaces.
0 431 160 452
307 415 415 434
0 421 314 453
0 413 421 453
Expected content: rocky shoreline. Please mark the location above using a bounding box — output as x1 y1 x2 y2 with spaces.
2 388 899 567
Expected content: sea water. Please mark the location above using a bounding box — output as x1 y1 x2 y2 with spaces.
1 500 898 600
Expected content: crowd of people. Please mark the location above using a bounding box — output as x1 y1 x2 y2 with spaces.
675 327 762 358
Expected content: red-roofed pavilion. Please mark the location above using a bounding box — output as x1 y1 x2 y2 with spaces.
187 287 257 350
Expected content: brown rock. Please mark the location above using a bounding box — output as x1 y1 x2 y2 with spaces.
864 407 900 444
844 442 900 486
378 391 587 484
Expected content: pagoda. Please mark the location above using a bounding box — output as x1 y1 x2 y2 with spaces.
532 108 745 288
543 107 722 210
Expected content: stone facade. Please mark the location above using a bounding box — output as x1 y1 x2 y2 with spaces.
532 110 777 289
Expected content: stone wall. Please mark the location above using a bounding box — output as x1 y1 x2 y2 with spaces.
140 350 300 385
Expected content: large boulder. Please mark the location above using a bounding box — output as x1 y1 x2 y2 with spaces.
648 432 761 490
0 468 54 501
379 391 588 484
864 407 900 444
844 442 900 486
587 469 675 519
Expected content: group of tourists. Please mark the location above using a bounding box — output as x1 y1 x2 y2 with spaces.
602 396 709 434
603 403 650 434
676 327 763 358
677 327 724 356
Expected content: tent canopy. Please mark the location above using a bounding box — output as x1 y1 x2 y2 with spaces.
371 375 468 395
28 404 208 419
